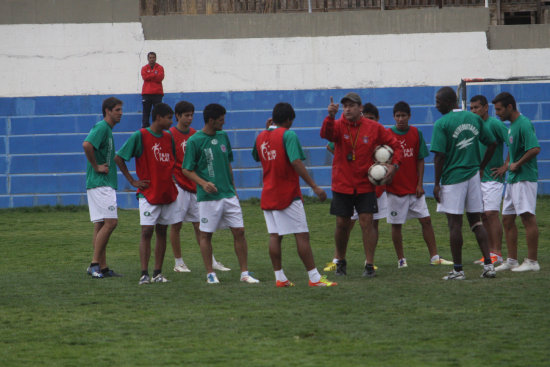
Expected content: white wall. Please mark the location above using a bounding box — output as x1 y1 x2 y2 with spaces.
1 22 549 97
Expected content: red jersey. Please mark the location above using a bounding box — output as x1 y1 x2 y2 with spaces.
386 126 421 196
255 128 302 210
136 128 177 204
320 115 403 195
170 126 197 193
141 63 164 95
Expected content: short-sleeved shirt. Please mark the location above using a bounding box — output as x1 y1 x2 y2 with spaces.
480 116 508 183
252 127 305 163
84 120 117 189
182 130 236 202
430 110 495 185
507 114 539 183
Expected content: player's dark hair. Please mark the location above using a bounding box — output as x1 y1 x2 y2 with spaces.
102 97 123 117
272 102 296 125
175 101 195 115
203 103 226 124
362 103 379 119
147 51 156 58
492 92 517 111
152 103 173 121
393 101 411 116
470 95 488 106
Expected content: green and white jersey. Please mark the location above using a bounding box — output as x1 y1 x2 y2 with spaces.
430 110 495 185
507 114 539 183
480 116 509 183
182 130 236 202
84 120 117 189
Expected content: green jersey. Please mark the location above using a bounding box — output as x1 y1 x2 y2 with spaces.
430 110 495 185
480 116 508 183
507 114 539 183
182 130 236 202
252 127 306 163
84 120 117 189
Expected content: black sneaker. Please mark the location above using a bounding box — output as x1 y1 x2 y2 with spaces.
335 259 347 276
104 269 123 277
362 264 376 278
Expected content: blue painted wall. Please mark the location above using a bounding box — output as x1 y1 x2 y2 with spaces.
0 84 548 208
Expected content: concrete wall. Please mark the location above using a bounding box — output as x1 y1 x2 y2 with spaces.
488 25 550 49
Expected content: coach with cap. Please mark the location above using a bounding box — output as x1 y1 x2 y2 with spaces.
320 92 403 278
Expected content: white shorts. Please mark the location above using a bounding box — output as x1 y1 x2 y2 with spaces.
386 193 430 224
481 181 504 212
351 192 387 221
174 185 200 223
139 197 180 226
437 174 483 214
263 200 309 236
87 186 118 223
198 196 244 233
502 181 537 216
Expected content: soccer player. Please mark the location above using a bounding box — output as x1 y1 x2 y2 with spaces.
320 92 403 278
141 51 164 128
182 103 259 284
491 92 541 272
253 102 336 287
114 103 178 285
169 101 230 273
324 103 385 273
82 97 124 279
430 87 497 280
386 101 452 268
470 95 509 265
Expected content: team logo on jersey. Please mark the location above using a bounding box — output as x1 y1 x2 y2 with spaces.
452 124 479 150
363 136 369 144
152 143 171 162
344 134 350 140
144 211 151 216
201 217 208 223
108 206 115 211
221 144 227 153
260 141 277 161
400 139 414 158
211 139 218 145
180 139 187 154
391 211 398 216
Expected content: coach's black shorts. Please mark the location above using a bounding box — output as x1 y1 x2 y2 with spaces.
330 191 378 217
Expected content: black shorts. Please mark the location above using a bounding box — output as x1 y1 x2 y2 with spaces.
330 191 378 217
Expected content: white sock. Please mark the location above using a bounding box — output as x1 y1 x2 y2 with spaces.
240 271 249 279
332 258 338 264
175 258 184 266
430 255 440 262
274 269 287 282
212 255 218 265
308 268 321 283
507 258 518 265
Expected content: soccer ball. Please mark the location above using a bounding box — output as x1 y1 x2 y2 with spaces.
368 163 388 185
373 145 394 164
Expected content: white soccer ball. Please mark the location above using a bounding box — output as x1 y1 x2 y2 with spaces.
373 145 394 164
368 163 388 186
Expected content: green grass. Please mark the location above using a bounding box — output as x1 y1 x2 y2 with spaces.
1 198 549 366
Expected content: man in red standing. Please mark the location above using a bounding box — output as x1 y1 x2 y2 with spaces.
141 51 164 128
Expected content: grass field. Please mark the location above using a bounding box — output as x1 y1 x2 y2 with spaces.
1 197 549 366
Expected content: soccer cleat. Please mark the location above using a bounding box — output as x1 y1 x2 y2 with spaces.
362 265 376 278
103 269 123 277
138 275 150 285
473 257 485 265
481 264 496 278
87 265 104 279
335 259 347 276
398 258 408 268
431 258 454 266
474 255 501 265
511 258 540 272
240 274 260 284
276 280 295 288
152 274 169 283
442 270 465 280
495 261 519 272
174 263 191 273
309 275 337 287
207 273 220 284
323 262 337 272
213 262 231 271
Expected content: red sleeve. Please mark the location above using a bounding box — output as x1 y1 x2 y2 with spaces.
320 116 337 141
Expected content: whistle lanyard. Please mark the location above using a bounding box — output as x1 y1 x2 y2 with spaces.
346 123 360 161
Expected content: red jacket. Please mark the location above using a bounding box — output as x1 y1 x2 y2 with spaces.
141 63 164 95
320 115 403 195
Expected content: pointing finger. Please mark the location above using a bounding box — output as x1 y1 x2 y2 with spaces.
330 96 334 104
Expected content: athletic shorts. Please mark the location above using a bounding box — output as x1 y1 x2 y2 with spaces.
263 200 308 236
331 191 378 218
351 191 387 221
174 185 200 223
502 181 537 216
139 197 180 226
87 186 118 223
481 181 504 212
387 193 430 224
436 174 483 214
198 196 244 233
